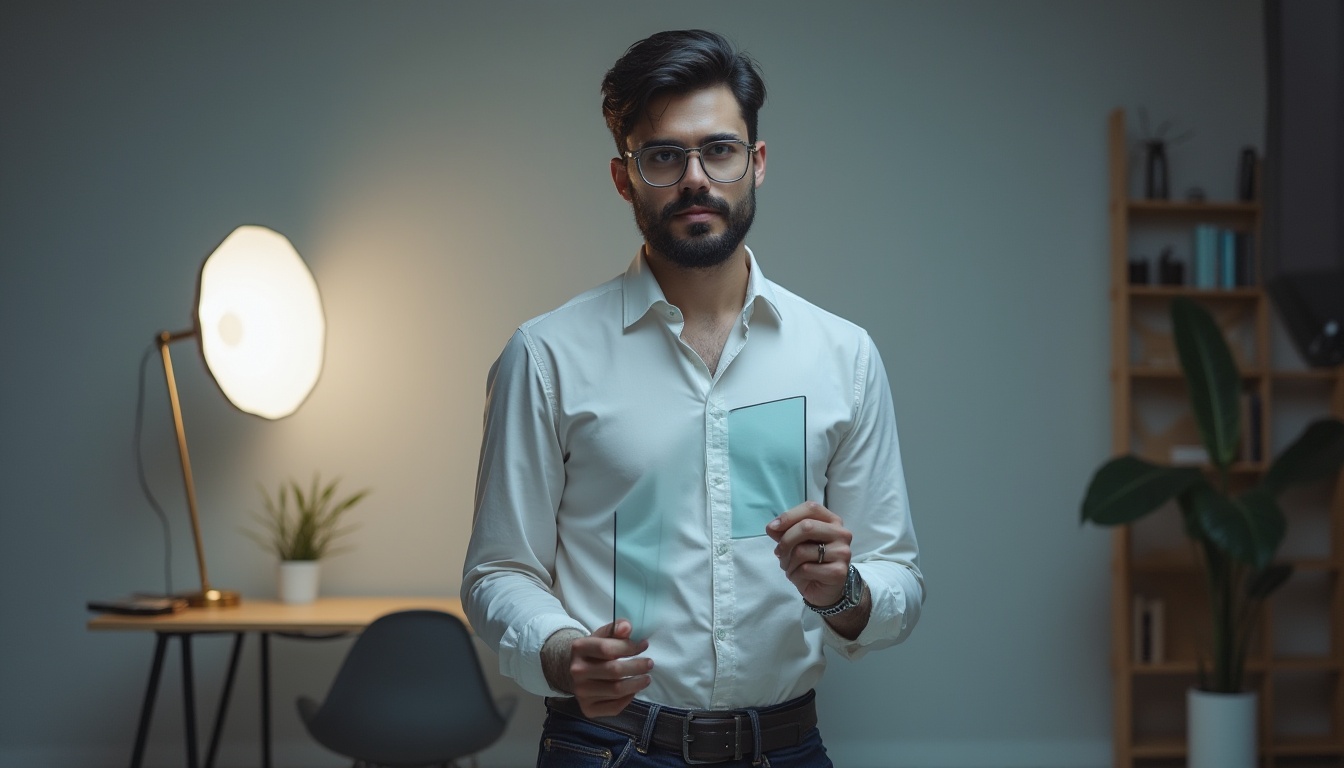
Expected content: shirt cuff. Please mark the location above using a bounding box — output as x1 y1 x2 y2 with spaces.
498 612 589 697
822 563 922 659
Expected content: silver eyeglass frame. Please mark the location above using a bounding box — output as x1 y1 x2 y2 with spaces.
623 139 758 188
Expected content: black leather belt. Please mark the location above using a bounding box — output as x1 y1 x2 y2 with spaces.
546 690 817 764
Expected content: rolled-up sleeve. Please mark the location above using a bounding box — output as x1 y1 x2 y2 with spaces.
462 330 586 696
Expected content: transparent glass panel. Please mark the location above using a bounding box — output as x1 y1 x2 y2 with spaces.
728 396 806 539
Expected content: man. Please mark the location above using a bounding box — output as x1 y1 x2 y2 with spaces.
462 29 923 767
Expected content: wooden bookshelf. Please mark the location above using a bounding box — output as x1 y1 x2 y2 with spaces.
1105 107 1344 768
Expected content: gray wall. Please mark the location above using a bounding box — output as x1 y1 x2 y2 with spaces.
0 2 1266 766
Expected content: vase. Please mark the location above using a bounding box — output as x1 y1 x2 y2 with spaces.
1188 688 1257 768
277 560 321 604
1144 140 1169 200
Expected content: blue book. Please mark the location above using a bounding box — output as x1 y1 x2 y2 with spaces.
1219 228 1237 288
1193 225 1216 288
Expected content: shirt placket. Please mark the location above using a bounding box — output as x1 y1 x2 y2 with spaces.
704 311 750 709
705 389 734 708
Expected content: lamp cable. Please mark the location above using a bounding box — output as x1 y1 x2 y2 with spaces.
135 342 174 597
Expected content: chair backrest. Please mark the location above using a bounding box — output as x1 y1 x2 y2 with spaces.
299 609 508 767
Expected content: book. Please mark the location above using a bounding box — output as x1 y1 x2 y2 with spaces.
1219 228 1237 288
1131 594 1166 664
1235 231 1256 286
87 596 188 616
1236 390 1257 462
1171 445 1210 464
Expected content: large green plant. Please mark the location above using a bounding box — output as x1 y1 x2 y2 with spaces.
245 474 369 561
1081 297 1344 693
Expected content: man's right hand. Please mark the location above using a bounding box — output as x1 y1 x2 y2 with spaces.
542 620 653 718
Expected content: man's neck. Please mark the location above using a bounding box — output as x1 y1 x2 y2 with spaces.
642 245 751 322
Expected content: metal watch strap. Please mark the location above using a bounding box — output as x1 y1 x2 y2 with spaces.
804 565 861 617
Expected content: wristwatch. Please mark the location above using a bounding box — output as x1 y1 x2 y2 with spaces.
804 565 864 617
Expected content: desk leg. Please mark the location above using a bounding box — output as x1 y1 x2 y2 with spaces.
180 634 200 768
261 631 272 768
204 633 244 768
129 633 170 768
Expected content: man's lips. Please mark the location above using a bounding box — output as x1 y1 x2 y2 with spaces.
674 206 720 222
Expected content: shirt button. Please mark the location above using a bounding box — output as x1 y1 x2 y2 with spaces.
712 475 723 486
717 543 729 557
715 628 726 641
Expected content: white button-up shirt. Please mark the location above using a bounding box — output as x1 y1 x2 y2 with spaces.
462 248 923 710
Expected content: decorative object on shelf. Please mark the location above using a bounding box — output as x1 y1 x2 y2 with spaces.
1135 107 1192 201
1143 140 1169 199
1081 297 1344 764
1157 247 1184 286
246 474 370 604
1237 146 1257 202
152 225 327 608
1127 258 1150 285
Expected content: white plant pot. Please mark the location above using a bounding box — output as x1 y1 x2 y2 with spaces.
277 560 321 604
1188 688 1257 768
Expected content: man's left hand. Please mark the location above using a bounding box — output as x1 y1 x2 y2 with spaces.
766 501 852 607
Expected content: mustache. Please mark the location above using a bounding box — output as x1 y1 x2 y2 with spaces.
662 191 731 220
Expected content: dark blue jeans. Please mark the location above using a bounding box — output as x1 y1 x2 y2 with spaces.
536 709 834 768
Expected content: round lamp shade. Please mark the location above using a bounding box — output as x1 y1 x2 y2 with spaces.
195 225 325 420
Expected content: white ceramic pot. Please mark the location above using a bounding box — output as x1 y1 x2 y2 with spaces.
277 560 321 604
1188 688 1257 768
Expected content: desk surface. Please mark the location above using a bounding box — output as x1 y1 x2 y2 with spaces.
87 596 466 634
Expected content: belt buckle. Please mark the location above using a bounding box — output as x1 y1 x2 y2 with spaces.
681 711 715 765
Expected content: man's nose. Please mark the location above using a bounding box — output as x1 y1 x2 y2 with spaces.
680 149 711 190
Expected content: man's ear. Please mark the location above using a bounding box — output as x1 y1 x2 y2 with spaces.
611 157 634 202
752 140 767 188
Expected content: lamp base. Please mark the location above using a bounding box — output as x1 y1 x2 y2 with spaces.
181 588 242 608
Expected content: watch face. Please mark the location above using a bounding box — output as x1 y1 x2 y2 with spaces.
845 566 861 604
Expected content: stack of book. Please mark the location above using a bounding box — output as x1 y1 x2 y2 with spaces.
1191 224 1255 289
1132 594 1166 664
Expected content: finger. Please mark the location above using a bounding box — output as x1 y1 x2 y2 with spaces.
574 654 654 684
768 501 841 537
572 633 649 663
579 675 652 717
783 542 851 580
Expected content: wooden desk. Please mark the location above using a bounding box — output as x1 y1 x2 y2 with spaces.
89 596 466 768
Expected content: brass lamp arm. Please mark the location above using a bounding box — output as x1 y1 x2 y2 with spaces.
157 329 238 607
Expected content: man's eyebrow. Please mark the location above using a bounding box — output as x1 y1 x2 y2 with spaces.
636 131 745 151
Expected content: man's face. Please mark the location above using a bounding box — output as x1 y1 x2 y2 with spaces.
612 85 767 270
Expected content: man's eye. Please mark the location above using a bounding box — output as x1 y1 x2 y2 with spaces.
647 149 683 165
705 142 737 157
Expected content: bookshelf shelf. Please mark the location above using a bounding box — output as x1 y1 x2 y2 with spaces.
1128 200 1260 217
1104 107 1344 768
1127 285 1261 300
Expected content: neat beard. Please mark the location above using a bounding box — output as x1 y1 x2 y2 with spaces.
631 185 756 270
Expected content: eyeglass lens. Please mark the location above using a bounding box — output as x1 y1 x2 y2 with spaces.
639 141 750 186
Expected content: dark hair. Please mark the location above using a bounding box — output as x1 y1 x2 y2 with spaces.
600 30 766 153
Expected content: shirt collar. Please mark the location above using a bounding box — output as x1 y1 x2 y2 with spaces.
622 245 783 329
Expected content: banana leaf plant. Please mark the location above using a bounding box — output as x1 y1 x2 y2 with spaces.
1081 297 1344 693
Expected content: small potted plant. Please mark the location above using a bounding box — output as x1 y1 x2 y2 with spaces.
1080 297 1344 768
245 473 370 604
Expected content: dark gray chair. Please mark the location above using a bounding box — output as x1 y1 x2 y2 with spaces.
296 609 514 768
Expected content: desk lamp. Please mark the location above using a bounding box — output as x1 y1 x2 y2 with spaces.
158 225 325 607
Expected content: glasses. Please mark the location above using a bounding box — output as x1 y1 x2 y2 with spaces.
624 140 757 187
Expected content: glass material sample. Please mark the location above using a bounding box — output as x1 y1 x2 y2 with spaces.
729 396 806 539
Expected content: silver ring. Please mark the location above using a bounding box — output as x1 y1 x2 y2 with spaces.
816 542 826 564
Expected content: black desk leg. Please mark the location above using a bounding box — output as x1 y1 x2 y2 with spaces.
261 631 272 768
129 633 170 768
180 634 200 768
204 633 244 768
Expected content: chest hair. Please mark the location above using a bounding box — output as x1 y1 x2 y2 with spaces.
680 314 737 375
